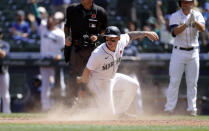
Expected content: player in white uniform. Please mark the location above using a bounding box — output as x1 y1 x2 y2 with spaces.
77 26 159 115
39 15 65 111
0 28 11 114
164 0 205 116
29 1 67 110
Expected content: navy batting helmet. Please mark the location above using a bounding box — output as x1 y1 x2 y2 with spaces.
178 0 194 7
104 26 121 37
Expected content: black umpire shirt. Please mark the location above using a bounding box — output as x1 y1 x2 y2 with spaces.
64 3 107 62
65 3 107 43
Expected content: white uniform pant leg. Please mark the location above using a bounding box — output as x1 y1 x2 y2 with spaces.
0 72 11 113
40 67 55 110
185 56 199 112
165 52 185 111
136 86 143 113
112 73 139 114
60 68 66 97
88 78 113 115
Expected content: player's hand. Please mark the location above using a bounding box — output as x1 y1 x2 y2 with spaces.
157 0 162 6
11 28 16 34
76 76 83 84
27 13 36 23
144 31 159 41
90 35 98 42
54 54 62 60
65 36 72 46
21 33 28 38
186 13 195 26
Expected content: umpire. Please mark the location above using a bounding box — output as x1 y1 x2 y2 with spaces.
64 0 107 105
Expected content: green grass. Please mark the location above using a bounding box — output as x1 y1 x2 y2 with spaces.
0 113 209 131
0 113 43 118
1 113 209 119
0 124 209 131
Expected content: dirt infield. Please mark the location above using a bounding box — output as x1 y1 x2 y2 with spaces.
0 117 209 126
0 103 208 127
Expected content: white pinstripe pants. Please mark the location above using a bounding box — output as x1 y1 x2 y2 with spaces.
0 72 11 113
165 48 199 112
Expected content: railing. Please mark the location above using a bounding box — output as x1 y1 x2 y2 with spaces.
1 53 209 66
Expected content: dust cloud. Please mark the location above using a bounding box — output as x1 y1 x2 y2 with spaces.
43 97 116 121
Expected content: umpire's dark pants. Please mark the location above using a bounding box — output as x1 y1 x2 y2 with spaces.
67 46 94 104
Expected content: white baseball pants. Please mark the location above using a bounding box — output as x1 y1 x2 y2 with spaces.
165 48 199 112
40 67 55 111
0 72 11 113
40 67 66 110
88 73 142 115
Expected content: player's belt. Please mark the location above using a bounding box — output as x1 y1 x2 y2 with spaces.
174 46 198 51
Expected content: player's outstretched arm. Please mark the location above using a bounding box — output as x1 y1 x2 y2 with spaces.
144 31 159 41
128 31 159 42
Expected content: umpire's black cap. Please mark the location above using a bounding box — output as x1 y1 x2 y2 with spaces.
104 26 121 37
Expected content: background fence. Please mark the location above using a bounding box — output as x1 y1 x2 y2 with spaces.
1 53 209 114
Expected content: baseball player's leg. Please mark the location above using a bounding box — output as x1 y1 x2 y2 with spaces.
134 87 143 113
0 72 11 113
112 73 139 114
185 56 199 112
88 78 113 114
165 52 185 112
40 67 55 110
60 68 66 97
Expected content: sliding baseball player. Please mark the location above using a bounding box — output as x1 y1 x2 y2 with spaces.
77 26 159 116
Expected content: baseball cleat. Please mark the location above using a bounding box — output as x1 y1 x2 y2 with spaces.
187 111 197 117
